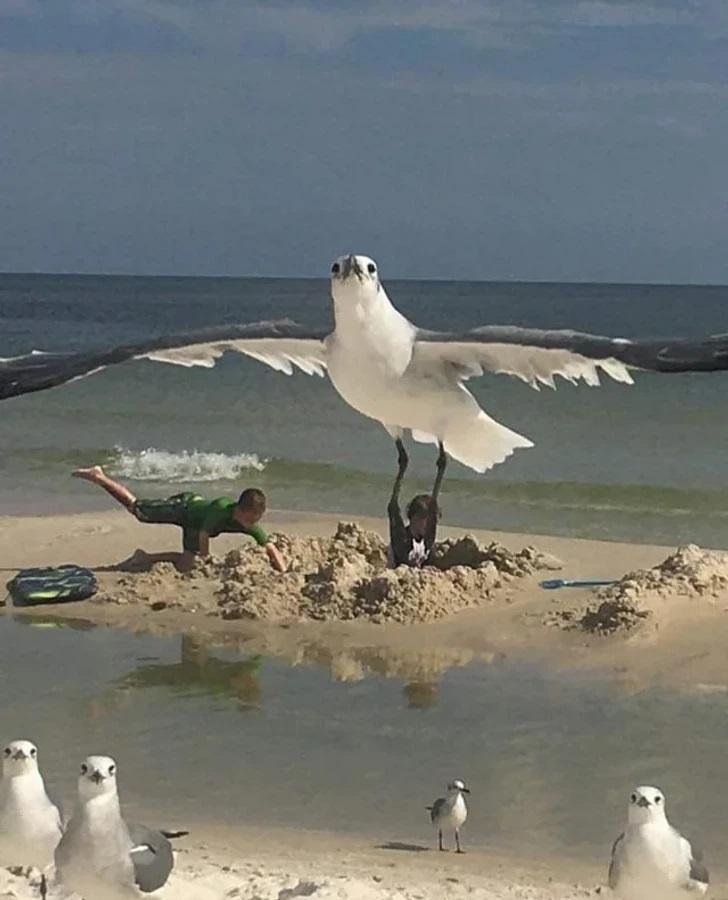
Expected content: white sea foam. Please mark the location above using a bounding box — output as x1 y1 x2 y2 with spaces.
109 447 266 482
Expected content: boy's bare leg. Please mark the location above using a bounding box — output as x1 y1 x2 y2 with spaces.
72 465 138 511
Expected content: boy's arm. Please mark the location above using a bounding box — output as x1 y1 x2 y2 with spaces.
196 531 211 557
265 542 287 573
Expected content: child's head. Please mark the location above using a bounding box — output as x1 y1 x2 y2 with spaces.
406 494 440 537
234 488 267 526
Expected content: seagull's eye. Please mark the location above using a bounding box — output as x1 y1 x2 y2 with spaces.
630 793 637 803
30 748 37 757
3 748 10 757
81 763 88 774
367 263 376 274
655 796 661 804
331 263 340 274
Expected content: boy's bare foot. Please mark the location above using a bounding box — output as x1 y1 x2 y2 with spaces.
72 465 105 483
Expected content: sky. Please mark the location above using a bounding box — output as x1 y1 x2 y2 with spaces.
1 0 727 283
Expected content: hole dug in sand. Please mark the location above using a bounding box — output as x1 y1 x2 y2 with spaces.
105 523 563 625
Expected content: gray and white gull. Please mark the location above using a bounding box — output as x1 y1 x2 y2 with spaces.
426 779 470 853
609 785 709 899
0 740 63 900
55 755 179 900
3 254 728 490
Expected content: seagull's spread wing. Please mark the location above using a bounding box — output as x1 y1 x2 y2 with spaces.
0 320 330 401
414 325 728 390
128 822 174 892
608 833 625 889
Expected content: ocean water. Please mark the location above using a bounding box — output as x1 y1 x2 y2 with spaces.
2 273 728 546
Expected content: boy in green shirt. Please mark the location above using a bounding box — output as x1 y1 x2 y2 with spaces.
72 465 286 572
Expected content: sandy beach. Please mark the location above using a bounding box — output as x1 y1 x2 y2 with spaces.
0 823 605 899
3 510 728 898
4 508 728 689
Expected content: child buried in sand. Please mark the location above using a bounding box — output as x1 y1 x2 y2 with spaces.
387 445 443 568
72 466 286 572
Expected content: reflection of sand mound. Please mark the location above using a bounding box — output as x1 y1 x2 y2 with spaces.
104 523 562 625
551 545 728 635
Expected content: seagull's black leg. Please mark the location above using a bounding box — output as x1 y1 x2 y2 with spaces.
395 438 409 481
40 873 47 900
389 438 409 507
432 442 447 500
455 829 464 854
438 829 444 852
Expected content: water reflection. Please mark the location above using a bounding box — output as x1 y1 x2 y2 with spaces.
116 636 263 710
10 611 500 710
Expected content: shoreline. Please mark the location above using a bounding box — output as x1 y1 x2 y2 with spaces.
0 819 607 899
4 507 728 689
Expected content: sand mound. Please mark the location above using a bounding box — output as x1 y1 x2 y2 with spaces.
101 523 562 625
550 544 728 635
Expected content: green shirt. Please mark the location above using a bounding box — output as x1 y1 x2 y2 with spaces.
185 496 269 545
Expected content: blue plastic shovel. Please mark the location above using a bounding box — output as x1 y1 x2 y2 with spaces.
539 578 616 590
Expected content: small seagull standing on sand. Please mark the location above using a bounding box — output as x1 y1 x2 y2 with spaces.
0 739 63 900
427 779 470 853
55 755 180 899
609 785 709 899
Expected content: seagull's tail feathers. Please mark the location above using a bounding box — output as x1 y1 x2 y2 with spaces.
440 409 533 473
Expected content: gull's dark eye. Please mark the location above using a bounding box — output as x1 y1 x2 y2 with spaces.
109 765 116 775
331 263 340 274
3 748 10 757
655 796 661 804
367 263 376 274
630 793 637 803
81 763 88 774
30 748 37 757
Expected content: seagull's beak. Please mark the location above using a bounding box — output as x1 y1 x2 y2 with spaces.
341 255 363 281
461 788 471 794
91 770 105 784
12 750 27 761
636 796 651 808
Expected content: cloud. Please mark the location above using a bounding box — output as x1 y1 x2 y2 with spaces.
3 0 726 56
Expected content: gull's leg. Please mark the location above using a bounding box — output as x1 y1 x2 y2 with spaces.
455 829 464 854
438 829 444 851
432 441 447 500
395 437 409 480
40 873 47 900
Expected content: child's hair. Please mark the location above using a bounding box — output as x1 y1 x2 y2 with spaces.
406 494 441 520
236 488 267 516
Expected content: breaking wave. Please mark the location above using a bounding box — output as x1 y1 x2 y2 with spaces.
108 447 267 482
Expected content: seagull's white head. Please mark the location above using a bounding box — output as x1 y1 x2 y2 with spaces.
628 785 667 825
78 755 119 801
447 779 470 795
2 740 39 777
330 254 381 308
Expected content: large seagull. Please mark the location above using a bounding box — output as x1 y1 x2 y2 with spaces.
2 254 728 491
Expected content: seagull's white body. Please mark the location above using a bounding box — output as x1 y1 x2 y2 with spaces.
55 756 138 900
428 779 470 852
613 824 703 898
0 740 62 872
610 786 708 899
327 258 533 471
430 789 468 832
